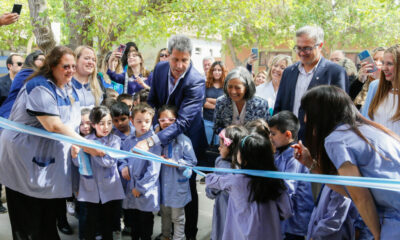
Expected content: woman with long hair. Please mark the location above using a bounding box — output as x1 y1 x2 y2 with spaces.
362 45 400 135
255 54 292 113
107 49 150 95
98 51 124 94
72 46 103 108
0 46 103 239
204 61 227 144
294 85 400 240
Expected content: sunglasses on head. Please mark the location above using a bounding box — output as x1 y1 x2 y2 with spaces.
159 117 176 123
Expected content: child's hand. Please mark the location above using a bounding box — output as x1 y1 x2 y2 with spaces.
155 125 161 133
71 145 80 158
291 140 312 168
162 156 178 168
121 167 131 181
132 188 141 198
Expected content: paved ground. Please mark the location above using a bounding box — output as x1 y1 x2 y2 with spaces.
0 182 213 240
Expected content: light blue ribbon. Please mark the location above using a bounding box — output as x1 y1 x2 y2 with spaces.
1 117 400 192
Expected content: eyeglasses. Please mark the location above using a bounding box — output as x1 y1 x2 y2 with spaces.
159 118 176 123
62 64 76 71
160 54 169 58
293 44 319 54
14 62 23 67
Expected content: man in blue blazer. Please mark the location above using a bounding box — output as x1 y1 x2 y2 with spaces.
137 34 207 240
274 26 348 142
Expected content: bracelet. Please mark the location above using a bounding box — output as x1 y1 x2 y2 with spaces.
309 159 319 172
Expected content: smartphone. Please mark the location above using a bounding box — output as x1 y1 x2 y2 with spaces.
358 50 378 73
12 4 22 15
117 44 126 55
251 48 259 59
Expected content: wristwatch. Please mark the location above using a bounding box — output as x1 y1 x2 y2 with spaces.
146 137 154 148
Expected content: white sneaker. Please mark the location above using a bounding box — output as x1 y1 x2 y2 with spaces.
66 202 75 215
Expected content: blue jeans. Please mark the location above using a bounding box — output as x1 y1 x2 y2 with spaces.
203 120 219 145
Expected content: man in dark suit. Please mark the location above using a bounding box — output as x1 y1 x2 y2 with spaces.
274 25 348 142
137 34 207 240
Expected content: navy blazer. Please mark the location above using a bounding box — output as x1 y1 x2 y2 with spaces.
147 61 208 157
273 57 348 140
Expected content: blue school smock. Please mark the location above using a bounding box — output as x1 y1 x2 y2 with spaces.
106 69 151 95
72 133 125 203
112 122 135 142
206 174 293 240
274 145 314 236
160 134 197 208
205 156 231 240
0 75 81 198
72 78 102 108
325 124 400 239
120 130 162 212
306 185 357 240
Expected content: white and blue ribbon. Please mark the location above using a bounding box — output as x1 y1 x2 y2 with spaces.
1 117 400 192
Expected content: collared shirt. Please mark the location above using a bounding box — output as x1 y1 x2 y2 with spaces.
292 58 321 117
232 102 247 125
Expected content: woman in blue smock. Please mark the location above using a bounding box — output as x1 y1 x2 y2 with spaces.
0 46 104 240
294 85 400 240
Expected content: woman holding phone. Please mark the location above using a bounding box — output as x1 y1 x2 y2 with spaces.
361 45 400 135
107 49 150 95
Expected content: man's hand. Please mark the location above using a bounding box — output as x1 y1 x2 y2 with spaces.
0 13 19 26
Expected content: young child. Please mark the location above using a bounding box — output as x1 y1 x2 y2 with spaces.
206 133 292 240
117 93 134 111
306 184 357 240
133 88 150 106
79 108 92 136
157 105 197 240
71 106 125 240
205 125 248 240
119 103 162 240
268 110 314 239
110 102 135 142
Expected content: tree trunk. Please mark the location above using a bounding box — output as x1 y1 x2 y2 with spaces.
28 0 56 54
226 38 242 67
63 0 93 50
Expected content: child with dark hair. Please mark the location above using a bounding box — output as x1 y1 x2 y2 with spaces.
110 102 135 142
119 103 162 240
268 110 314 239
101 97 117 109
157 105 197 240
133 88 150 106
79 108 92 136
117 93 134 111
205 125 248 240
71 106 124 240
206 133 292 240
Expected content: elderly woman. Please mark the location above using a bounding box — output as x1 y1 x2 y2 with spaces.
0 46 103 239
294 85 400 240
255 54 292 113
213 66 270 132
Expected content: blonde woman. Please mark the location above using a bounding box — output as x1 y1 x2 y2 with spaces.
107 49 150 95
98 51 124 94
255 54 292 112
362 45 400 135
254 71 267 86
72 46 103 108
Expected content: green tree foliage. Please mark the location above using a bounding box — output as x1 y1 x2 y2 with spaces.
1 0 400 61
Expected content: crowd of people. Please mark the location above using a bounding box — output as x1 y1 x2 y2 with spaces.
0 15 400 240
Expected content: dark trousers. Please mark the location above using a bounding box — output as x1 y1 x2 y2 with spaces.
123 208 134 228
6 187 60 240
55 198 69 226
184 172 198 238
83 200 120 240
127 209 154 240
284 233 305 240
